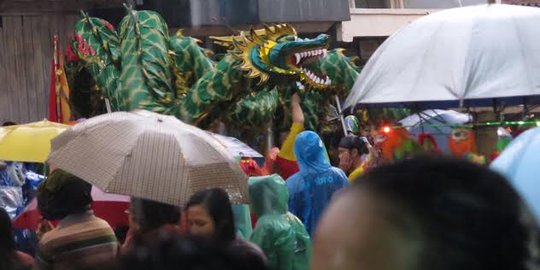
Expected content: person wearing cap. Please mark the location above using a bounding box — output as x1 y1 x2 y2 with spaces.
338 135 370 182
36 169 118 270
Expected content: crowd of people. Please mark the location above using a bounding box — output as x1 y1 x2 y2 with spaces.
1 93 539 270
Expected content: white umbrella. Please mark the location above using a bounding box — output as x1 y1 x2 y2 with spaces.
47 110 249 206
345 4 540 108
209 133 263 158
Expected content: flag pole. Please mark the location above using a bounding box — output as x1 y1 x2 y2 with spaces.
53 35 62 123
334 96 347 136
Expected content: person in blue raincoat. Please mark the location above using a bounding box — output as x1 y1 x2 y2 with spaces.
286 131 349 236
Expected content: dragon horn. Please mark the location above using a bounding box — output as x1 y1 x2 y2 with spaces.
175 29 184 37
249 28 264 44
123 3 132 12
263 24 275 34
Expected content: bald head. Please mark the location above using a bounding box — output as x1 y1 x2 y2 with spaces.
312 157 539 270
312 188 422 270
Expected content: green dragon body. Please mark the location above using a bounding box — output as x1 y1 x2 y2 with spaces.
66 8 360 133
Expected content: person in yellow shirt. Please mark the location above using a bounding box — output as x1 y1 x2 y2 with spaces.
338 135 370 182
263 93 304 179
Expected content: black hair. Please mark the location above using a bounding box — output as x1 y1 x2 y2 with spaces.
130 197 181 234
120 231 268 270
353 156 540 270
37 169 92 220
339 135 369 155
2 121 17 127
185 188 236 244
0 208 16 270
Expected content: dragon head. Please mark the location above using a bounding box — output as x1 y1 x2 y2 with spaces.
212 24 331 89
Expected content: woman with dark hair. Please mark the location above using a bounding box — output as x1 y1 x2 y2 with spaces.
313 157 540 270
185 188 235 243
0 208 34 270
185 188 267 265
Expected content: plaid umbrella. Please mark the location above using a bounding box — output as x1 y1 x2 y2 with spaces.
47 110 248 206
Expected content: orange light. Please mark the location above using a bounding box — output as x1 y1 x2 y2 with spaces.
383 126 391 133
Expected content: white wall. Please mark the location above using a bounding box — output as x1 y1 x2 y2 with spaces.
404 0 487 8
338 9 434 41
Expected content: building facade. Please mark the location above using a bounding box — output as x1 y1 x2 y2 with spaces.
338 0 501 63
503 0 540 6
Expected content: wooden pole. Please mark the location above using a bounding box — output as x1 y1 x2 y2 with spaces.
335 96 348 136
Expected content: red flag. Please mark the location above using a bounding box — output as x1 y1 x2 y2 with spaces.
48 57 59 122
48 35 71 123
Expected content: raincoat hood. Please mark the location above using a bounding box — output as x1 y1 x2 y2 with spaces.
294 131 331 173
248 174 288 216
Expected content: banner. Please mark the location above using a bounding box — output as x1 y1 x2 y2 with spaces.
48 35 71 124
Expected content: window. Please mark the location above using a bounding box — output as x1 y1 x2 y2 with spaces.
503 0 540 6
403 0 487 8
350 0 391 8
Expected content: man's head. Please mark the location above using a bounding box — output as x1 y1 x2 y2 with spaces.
129 197 181 234
338 135 368 173
37 169 92 220
313 157 539 270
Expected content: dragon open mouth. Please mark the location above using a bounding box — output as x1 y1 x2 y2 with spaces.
290 48 332 87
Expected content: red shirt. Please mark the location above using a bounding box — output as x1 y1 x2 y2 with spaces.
274 156 299 180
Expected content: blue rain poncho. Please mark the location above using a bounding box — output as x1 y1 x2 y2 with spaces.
286 131 349 236
249 174 311 270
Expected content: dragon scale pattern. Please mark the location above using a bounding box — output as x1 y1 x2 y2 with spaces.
67 8 361 134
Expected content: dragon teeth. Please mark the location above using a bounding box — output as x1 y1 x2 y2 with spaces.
295 53 301 64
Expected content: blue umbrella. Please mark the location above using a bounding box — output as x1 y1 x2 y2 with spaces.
490 127 540 222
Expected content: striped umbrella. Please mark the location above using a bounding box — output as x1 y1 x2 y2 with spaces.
47 110 248 206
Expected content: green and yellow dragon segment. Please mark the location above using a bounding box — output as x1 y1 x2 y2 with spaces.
118 8 175 114
71 12 122 109
168 32 215 97
67 8 361 133
227 87 279 129
303 49 360 98
178 54 245 125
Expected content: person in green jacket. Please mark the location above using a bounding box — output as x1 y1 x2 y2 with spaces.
248 174 311 270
